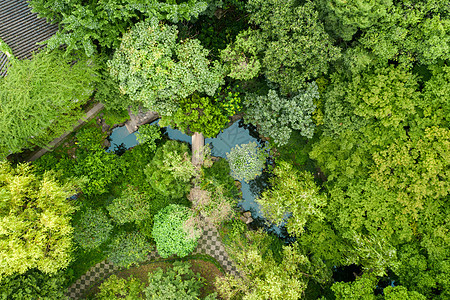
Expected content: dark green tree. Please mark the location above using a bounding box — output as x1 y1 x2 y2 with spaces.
29 0 210 56
221 0 341 92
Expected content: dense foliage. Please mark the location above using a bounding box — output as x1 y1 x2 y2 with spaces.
256 161 326 236
106 231 152 268
74 208 113 250
160 94 228 137
145 140 195 198
10 0 450 298
144 261 217 300
0 49 98 157
109 18 225 116
226 142 268 182
152 204 201 258
107 186 152 225
0 162 76 278
0 269 67 300
244 82 318 146
217 225 330 299
28 0 209 56
222 0 340 92
135 124 162 152
97 274 144 300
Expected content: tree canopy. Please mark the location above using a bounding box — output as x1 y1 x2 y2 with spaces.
0 162 76 279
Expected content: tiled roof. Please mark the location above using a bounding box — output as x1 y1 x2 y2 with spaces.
0 0 58 76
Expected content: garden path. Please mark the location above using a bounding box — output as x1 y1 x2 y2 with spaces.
27 103 105 162
66 225 238 299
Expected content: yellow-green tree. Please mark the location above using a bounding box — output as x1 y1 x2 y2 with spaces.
0 162 76 279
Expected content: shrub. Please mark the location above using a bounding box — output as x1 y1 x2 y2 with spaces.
76 124 106 151
74 148 121 196
145 141 196 198
202 158 240 199
215 84 243 117
152 205 201 258
107 186 152 225
96 274 144 300
160 94 228 138
136 124 162 152
144 261 217 300
74 208 113 250
107 232 152 268
226 142 268 182
188 186 235 228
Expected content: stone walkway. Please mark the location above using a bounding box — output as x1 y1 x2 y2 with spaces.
66 226 238 299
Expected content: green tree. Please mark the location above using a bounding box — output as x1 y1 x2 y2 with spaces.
244 82 318 146
109 18 225 116
145 140 196 198
74 148 122 196
317 0 450 70
136 124 162 152
160 94 228 138
216 229 331 300
74 208 113 250
107 186 152 225
256 161 326 236
107 231 152 268
0 269 67 300
29 0 209 57
221 0 340 92
226 142 268 182
331 273 378 300
0 49 98 157
152 205 201 258
0 162 76 278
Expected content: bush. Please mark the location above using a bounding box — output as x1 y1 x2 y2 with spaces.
226 142 268 182
202 158 240 199
96 274 144 300
152 205 201 258
0 269 67 300
106 232 152 268
136 124 162 152
144 261 217 300
107 186 152 225
74 148 121 196
160 93 228 138
145 141 196 198
76 124 106 151
74 208 113 250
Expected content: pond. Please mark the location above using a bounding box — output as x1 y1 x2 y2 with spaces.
107 119 287 238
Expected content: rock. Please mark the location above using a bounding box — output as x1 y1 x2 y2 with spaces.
234 180 242 191
243 211 252 218
102 139 111 148
240 211 253 224
101 123 110 132
124 106 159 133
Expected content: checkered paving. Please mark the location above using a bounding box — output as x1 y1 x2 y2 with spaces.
194 226 239 276
66 226 238 299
